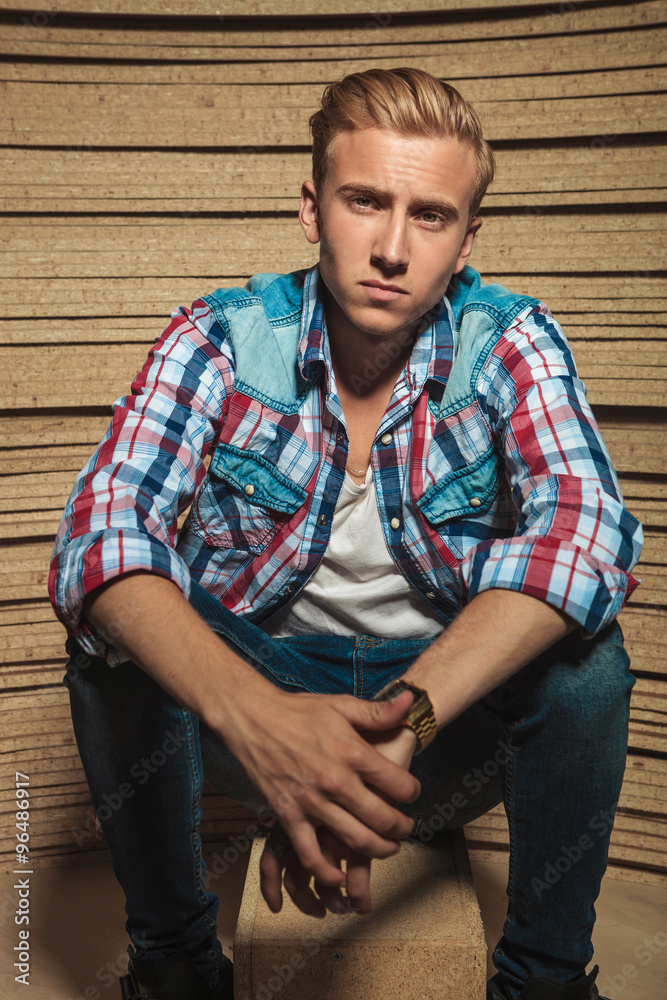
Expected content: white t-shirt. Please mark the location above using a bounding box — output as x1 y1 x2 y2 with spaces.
261 467 445 639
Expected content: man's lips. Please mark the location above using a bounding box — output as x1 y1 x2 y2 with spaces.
360 280 408 301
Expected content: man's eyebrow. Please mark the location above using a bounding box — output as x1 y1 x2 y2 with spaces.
334 183 460 221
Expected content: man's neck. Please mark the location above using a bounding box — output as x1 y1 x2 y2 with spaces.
323 286 420 399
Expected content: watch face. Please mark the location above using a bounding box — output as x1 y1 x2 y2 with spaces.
372 679 436 753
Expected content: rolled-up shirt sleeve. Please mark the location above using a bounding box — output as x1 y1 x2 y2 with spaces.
48 300 234 657
460 304 644 636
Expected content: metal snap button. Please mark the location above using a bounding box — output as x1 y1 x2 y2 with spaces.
244 483 255 497
469 496 482 508
380 432 393 445
317 514 329 526
335 433 345 445
390 517 401 530
425 591 436 600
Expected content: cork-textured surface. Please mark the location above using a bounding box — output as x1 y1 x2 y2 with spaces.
234 831 486 999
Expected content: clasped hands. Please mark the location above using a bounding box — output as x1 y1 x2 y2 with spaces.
222 682 420 918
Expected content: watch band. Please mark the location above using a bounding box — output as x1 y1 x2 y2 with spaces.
372 679 437 754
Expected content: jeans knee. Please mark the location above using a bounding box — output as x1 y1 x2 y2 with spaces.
539 622 634 728
507 622 634 741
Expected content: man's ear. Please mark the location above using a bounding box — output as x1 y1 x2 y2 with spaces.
453 217 483 273
299 180 321 245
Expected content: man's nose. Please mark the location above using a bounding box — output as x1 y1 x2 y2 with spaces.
372 211 409 269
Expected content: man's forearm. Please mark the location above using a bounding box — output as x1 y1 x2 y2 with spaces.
82 571 272 729
403 589 576 729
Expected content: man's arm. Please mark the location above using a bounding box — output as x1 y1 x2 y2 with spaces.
260 587 572 916
82 571 421 888
404 587 574 727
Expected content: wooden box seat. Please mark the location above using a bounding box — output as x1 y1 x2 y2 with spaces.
234 830 486 1000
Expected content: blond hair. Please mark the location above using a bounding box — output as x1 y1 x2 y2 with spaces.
309 67 495 219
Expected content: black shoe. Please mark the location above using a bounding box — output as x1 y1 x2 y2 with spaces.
118 947 233 1000
487 965 610 1000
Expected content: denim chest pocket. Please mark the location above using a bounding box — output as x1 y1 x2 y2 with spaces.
191 443 307 554
416 446 502 526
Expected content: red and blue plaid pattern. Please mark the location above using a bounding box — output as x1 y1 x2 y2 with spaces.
49 268 642 657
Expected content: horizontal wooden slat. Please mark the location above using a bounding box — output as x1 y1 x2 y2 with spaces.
1 82 665 146
1 144 664 214
0 447 95 476
1 470 83 507
617 479 667 501
2 1 663 57
3 33 666 85
0 542 52 600
0 602 60 627
601 424 667 476
640 532 667 567
632 567 667 606
0 415 112 450
0 620 67 664
0 663 68 690
0 0 637 18
0 316 160 345
619 606 667 676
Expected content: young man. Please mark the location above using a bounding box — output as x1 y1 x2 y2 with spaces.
49 69 642 1000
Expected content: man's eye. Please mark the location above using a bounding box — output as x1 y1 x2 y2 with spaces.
353 196 372 207
421 212 441 224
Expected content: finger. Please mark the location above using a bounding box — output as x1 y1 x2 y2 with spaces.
291 792 406 859
311 834 350 915
284 861 326 919
287 819 349 887
314 877 348 915
335 689 415 732
344 853 373 915
359 750 421 807
259 845 285 913
313 773 417 844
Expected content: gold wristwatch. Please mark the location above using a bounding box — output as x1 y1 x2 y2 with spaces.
372 679 437 754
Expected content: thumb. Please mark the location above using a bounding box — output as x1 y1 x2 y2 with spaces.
340 688 415 732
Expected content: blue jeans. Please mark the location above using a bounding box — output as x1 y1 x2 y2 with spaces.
65 581 634 998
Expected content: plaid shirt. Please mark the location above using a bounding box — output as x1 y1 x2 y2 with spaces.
49 266 642 658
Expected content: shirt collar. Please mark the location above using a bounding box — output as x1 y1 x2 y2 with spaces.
297 264 455 396
297 265 330 381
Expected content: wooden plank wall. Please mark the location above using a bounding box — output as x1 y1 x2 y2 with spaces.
0 1 665 880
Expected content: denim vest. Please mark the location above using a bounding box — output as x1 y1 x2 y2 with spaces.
191 266 539 622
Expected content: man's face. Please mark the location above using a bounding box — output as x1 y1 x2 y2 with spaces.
299 126 481 343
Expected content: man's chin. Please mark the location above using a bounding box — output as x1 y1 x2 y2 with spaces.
347 305 424 342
